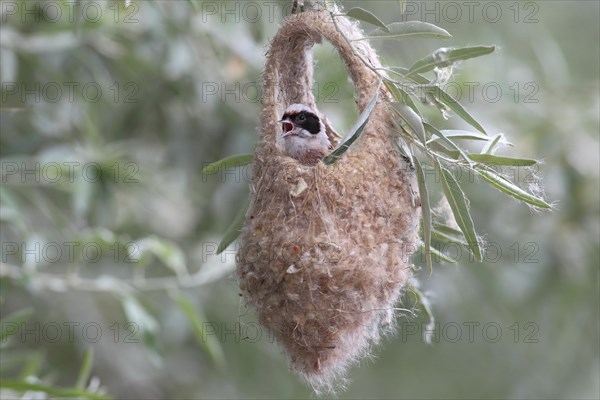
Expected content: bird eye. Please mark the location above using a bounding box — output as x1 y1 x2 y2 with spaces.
297 114 306 122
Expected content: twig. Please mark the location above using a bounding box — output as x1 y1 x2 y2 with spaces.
0 262 234 293
330 12 475 170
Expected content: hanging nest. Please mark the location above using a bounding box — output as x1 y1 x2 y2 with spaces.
237 7 420 392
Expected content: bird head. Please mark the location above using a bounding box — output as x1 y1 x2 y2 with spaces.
279 104 326 140
279 104 332 165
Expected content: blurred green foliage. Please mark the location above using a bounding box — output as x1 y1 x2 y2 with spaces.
0 1 598 399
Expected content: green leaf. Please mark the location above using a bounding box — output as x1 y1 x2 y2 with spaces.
428 142 461 159
384 80 421 117
423 123 470 162
428 129 489 142
437 163 482 261
201 154 253 176
0 187 28 235
186 0 201 12
394 137 414 166
481 133 507 154
346 7 388 31
476 167 551 209
323 82 380 165
429 87 488 135
76 348 94 389
174 293 226 369
0 380 110 399
413 156 432 271
420 244 458 264
132 237 188 277
390 67 430 84
391 103 427 146
432 228 466 246
217 198 249 254
1 308 33 342
408 46 496 75
363 21 451 40
468 154 537 166
408 285 435 344
121 296 159 349
397 0 404 15
19 351 45 379
432 222 463 238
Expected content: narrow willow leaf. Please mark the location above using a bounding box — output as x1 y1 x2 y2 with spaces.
430 87 488 134
437 163 482 261
363 21 451 40
394 137 414 167
423 123 470 162
217 198 249 254
186 0 202 12
428 130 489 142
432 228 467 246
409 285 435 344
175 293 226 369
391 103 427 146
413 156 431 271
418 243 456 263
19 351 45 379
427 245 458 264
0 186 28 235
482 133 505 154
408 46 496 75
384 80 421 117
0 380 110 399
121 296 159 349
346 7 389 31
391 67 430 84
429 142 461 159
187 0 202 13
468 153 537 166
433 222 463 237
132 237 188 277
397 0 404 14
323 82 380 165
476 168 551 208
76 348 94 389
201 154 253 175
0 308 33 342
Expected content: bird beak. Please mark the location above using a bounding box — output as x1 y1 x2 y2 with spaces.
280 121 295 137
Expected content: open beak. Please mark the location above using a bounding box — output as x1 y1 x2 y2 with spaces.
280 120 295 137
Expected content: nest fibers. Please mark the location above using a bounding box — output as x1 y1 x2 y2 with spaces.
237 8 420 393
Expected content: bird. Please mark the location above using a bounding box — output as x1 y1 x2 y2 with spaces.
279 104 333 166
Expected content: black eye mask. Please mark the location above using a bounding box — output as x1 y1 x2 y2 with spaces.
294 111 321 135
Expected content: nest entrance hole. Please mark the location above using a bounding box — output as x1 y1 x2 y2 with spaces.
312 42 359 134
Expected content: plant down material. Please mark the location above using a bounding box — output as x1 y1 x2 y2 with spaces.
237 9 420 392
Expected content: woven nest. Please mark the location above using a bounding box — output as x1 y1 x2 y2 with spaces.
237 8 420 392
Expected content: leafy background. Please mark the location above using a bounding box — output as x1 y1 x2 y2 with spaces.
1 0 598 399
